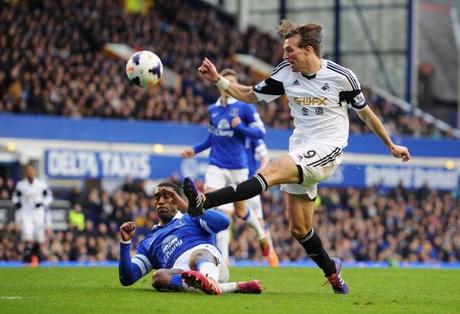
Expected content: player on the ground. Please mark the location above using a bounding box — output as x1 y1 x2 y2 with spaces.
12 163 53 264
183 20 411 294
181 69 269 263
118 182 263 295
245 137 279 267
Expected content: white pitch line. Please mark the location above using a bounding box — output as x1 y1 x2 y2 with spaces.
0 296 24 300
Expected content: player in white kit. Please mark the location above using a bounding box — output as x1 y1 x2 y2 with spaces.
12 164 53 263
184 20 411 294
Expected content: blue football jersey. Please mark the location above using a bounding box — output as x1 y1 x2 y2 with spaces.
195 97 265 169
245 138 268 177
136 213 216 269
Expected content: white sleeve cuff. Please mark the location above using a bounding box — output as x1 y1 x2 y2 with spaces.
120 239 131 244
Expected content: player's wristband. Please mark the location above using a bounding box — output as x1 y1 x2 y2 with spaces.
215 76 230 90
120 239 131 244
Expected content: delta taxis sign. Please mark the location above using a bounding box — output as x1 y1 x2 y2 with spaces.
45 149 153 179
44 148 209 180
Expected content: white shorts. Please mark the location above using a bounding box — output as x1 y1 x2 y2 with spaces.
205 165 249 213
280 144 343 199
172 244 229 283
16 209 46 243
245 195 263 219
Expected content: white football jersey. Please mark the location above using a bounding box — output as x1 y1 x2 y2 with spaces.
12 178 53 211
253 59 367 149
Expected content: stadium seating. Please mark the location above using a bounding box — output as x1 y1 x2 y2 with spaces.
0 1 458 264
0 0 455 138
1 174 458 263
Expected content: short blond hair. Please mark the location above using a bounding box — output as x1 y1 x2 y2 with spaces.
220 68 237 78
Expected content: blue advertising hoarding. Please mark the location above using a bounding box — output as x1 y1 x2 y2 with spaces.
44 149 209 180
44 148 460 190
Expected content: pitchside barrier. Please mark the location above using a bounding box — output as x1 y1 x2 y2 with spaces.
0 113 458 191
0 200 69 230
0 114 460 191
0 260 459 269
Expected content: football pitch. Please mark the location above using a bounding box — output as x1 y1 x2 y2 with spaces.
0 267 459 313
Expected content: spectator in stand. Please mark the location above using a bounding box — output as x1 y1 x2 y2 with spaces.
1 173 459 264
0 0 452 138
68 203 85 232
11 164 53 263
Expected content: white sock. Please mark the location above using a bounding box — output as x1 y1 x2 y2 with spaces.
264 222 274 246
220 282 238 293
197 261 219 282
182 283 199 292
216 228 230 264
242 208 266 240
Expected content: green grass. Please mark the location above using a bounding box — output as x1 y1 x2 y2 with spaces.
0 267 459 313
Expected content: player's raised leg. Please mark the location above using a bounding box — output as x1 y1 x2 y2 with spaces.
183 154 299 213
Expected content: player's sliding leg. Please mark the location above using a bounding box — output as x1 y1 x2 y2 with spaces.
183 249 223 295
287 194 349 294
220 280 263 294
152 269 196 292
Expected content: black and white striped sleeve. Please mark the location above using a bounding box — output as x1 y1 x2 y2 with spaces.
252 61 288 102
342 70 366 110
327 61 367 110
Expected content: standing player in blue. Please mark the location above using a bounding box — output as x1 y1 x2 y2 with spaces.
245 136 279 267
181 69 269 264
118 182 263 295
185 20 411 294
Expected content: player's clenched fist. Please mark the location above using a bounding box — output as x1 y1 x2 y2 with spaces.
198 58 219 82
120 222 136 242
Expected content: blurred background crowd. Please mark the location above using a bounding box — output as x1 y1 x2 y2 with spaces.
0 0 459 264
1 175 459 264
0 0 452 137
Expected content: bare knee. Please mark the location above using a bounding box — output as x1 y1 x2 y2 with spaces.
289 225 311 240
287 194 315 240
152 269 172 291
259 155 299 186
189 249 216 270
288 218 313 240
233 201 246 219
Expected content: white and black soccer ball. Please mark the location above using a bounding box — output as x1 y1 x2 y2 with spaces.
126 51 163 88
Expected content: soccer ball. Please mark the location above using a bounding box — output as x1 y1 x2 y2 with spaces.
126 51 163 88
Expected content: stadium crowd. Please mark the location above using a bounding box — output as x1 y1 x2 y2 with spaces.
0 0 458 265
1 175 459 264
0 0 453 138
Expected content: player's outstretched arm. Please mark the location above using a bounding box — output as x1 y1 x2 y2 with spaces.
357 106 411 162
181 148 195 159
119 222 143 286
198 58 258 103
231 116 265 139
198 209 230 234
